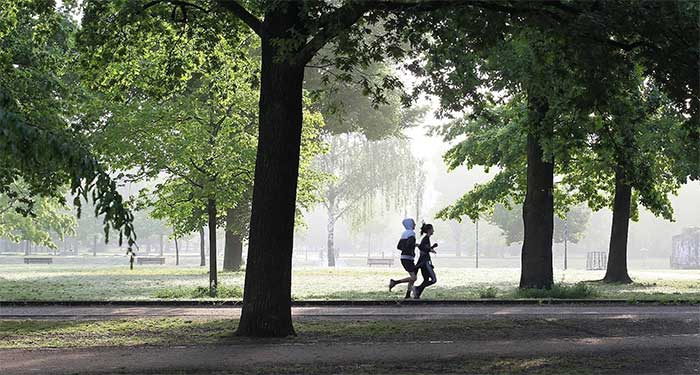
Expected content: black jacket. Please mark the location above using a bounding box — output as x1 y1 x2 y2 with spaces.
417 235 433 267
397 236 416 258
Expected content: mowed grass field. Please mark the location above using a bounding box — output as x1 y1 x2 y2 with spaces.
0 263 698 301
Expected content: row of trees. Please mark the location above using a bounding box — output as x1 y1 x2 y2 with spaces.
3 1 697 337
418 11 694 286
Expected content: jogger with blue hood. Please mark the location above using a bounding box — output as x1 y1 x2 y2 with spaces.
389 218 418 299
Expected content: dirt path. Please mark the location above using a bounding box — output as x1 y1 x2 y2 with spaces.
1 304 698 374
1 334 698 374
1 303 698 320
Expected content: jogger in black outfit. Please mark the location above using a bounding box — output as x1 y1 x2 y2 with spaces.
415 223 438 299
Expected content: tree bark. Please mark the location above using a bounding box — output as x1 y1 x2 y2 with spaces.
207 198 218 295
236 6 305 338
199 227 206 267
174 237 180 266
327 216 336 267
519 97 554 289
603 165 634 283
159 234 164 256
224 208 243 271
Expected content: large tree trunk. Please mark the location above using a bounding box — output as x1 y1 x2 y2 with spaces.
207 198 218 296
603 165 633 283
519 97 554 289
224 208 243 271
199 227 206 267
236 6 305 338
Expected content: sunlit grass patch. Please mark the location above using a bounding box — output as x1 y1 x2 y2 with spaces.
0 319 238 348
0 265 697 301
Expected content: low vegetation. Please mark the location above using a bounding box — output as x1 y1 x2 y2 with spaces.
514 283 598 299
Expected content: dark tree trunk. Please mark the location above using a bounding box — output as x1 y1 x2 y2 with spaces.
207 198 218 296
224 208 243 271
519 97 554 289
199 227 206 267
237 6 305 338
603 166 633 284
174 237 180 266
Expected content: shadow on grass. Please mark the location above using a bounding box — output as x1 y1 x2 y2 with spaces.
2 316 698 350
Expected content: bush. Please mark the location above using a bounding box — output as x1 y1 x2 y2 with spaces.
154 285 243 299
514 282 598 299
478 287 498 299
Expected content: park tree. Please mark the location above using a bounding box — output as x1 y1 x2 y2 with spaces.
421 27 608 289
0 0 135 246
315 134 423 267
84 32 260 295
81 9 326 292
433 67 688 285
405 2 698 289
561 78 688 283
306 62 425 267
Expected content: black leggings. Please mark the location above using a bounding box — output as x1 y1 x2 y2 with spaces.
416 262 437 296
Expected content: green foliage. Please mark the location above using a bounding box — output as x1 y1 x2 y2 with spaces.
80 2 327 238
306 63 424 140
427 25 689 231
0 181 76 249
0 1 135 246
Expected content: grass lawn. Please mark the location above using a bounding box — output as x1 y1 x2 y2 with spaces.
0 265 698 301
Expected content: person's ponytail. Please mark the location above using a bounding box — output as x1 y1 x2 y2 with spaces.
420 223 433 236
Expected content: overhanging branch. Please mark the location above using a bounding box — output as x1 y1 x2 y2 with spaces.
215 0 265 37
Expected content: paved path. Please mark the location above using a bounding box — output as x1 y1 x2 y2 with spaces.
1 303 698 320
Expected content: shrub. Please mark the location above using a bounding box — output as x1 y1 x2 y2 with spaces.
478 287 498 299
514 282 598 299
154 285 243 299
